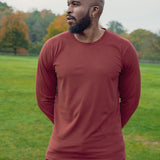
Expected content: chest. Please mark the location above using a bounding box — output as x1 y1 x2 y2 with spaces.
53 45 122 81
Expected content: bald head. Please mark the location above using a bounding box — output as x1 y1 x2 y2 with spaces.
88 0 105 16
91 0 105 7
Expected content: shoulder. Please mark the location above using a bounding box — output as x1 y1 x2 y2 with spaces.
105 29 131 47
40 31 71 59
45 31 71 46
103 29 138 67
42 31 70 53
104 29 136 56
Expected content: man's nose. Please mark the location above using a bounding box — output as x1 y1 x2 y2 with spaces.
67 5 73 14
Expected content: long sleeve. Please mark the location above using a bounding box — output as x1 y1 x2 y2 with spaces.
36 41 57 124
119 42 141 128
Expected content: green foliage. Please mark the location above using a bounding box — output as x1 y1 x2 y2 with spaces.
107 20 127 35
24 10 56 43
28 41 43 55
0 55 160 159
0 1 13 12
128 29 160 60
41 9 57 32
24 10 43 42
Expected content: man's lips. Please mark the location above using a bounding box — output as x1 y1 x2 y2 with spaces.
66 15 76 23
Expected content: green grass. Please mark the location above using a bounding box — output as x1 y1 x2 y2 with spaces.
0 55 160 160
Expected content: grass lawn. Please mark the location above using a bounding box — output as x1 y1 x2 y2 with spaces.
0 55 160 160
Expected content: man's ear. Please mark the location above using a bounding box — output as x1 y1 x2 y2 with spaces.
90 6 100 17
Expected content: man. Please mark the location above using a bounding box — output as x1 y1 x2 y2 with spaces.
36 0 141 159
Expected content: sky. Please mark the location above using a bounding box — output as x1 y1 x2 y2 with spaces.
1 0 160 33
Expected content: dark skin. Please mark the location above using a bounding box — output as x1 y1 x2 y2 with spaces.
67 0 105 43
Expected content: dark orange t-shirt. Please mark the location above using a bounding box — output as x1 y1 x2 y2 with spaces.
36 29 141 160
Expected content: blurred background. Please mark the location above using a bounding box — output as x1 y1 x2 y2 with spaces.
0 0 160 59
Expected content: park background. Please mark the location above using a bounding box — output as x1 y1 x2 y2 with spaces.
0 1 160 160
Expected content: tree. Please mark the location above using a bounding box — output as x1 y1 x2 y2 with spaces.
24 9 56 42
156 30 160 36
0 12 30 55
106 21 127 35
28 41 43 55
44 14 68 41
0 1 12 12
40 9 56 31
128 29 160 59
0 2 13 27
24 10 43 42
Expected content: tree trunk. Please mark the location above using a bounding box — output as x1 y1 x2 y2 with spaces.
14 48 17 55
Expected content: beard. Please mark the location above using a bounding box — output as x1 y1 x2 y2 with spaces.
68 11 91 34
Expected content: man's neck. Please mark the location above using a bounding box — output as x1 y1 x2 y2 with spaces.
73 26 105 43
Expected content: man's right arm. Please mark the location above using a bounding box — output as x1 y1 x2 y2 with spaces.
36 42 57 124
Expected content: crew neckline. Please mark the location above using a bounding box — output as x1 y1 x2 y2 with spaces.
69 28 108 45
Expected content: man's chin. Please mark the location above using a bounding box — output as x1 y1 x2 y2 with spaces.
68 23 74 27
69 26 83 34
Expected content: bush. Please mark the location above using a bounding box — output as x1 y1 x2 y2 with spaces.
28 41 43 55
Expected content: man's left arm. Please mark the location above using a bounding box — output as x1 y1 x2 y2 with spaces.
119 42 141 128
